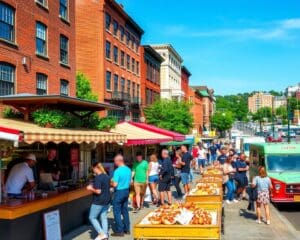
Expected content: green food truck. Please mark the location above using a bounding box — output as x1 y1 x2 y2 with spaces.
249 143 300 203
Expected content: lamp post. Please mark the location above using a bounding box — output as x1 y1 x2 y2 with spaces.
287 98 291 143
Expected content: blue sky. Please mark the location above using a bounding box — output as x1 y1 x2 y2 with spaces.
117 0 300 95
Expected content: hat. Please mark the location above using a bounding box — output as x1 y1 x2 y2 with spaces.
25 153 37 162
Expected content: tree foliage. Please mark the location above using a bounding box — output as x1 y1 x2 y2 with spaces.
144 99 193 134
76 72 98 101
252 107 272 122
210 111 234 132
275 106 287 120
215 93 249 121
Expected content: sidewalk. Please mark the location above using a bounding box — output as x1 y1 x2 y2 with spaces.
63 173 300 240
223 200 300 240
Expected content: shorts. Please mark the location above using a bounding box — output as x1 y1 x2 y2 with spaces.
257 190 270 204
158 175 171 192
148 174 159 183
236 175 248 188
198 159 206 168
181 172 190 185
134 182 147 196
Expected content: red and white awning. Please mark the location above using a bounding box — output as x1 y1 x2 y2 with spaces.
0 126 23 142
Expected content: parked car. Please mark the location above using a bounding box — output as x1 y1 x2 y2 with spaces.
266 133 283 142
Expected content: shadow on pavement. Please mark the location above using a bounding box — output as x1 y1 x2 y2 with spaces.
239 208 257 220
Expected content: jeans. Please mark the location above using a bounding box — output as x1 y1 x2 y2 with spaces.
113 189 130 233
210 154 217 164
173 176 182 196
225 178 236 201
189 169 194 182
198 159 206 168
89 204 109 236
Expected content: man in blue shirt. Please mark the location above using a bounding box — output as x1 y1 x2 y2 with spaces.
235 153 249 200
111 154 131 237
179 145 193 195
209 140 218 164
217 147 228 165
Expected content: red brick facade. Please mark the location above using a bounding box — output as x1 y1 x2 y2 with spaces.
0 0 76 96
188 87 203 135
140 45 162 111
76 0 144 121
181 66 191 101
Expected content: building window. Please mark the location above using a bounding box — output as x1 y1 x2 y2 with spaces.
36 0 47 7
146 88 151 105
105 12 111 31
36 22 47 56
127 80 130 94
113 20 118 36
136 61 140 75
120 26 125 41
0 2 14 43
60 35 68 64
132 82 136 97
131 36 134 49
105 41 111 59
121 78 125 92
59 0 68 20
126 54 130 70
36 73 47 95
125 31 130 46
137 84 140 98
113 46 118 64
135 39 139 52
131 58 135 73
114 74 118 92
0 62 14 96
60 79 69 96
120 51 125 67
106 71 111 90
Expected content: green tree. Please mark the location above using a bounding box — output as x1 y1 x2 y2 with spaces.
253 107 272 132
144 99 193 134
269 90 283 96
76 72 98 101
210 111 234 134
275 106 287 120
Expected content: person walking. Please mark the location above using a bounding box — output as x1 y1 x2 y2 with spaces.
217 146 228 165
173 150 183 198
252 167 272 225
179 145 193 195
158 149 173 206
147 154 160 204
111 155 131 237
197 145 207 174
223 157 238 204
132 152 148 212
87 163 111 240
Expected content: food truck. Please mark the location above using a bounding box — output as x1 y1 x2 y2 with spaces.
240 136 265 157
249 143 300 203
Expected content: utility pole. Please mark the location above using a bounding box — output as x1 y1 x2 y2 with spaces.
287 98 291 143
272 97 275 137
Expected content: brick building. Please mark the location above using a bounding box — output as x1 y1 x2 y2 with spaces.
188 87 203 135
76 0 144 121
191 86 215 132
0 0 75 97
248 92 274 113
181 66 191 101
140 45 163 109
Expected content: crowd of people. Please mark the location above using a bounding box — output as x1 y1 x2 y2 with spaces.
86 140 272 240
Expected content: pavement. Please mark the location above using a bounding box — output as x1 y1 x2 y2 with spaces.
63 173 300 240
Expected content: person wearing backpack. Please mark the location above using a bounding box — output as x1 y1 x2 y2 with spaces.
252 166 273 225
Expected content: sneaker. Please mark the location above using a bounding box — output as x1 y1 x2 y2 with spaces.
233 199 239 203
266 220 270 225
133 208 140 213
255 219 261 224
226 200 232 204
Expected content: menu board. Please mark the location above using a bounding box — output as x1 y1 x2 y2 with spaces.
43 210 62 240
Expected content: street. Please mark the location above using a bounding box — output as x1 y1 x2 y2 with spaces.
275 203 300 231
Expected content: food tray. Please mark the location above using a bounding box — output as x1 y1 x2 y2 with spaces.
197 180 223 188
186 187 223 203
134 203 221 240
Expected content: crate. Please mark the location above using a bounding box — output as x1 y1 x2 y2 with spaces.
134 203 221 240
186 193 223 203
196 180 223 188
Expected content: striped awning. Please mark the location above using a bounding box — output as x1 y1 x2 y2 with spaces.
0 126 23 142
110 122 172 145
0 119 126 144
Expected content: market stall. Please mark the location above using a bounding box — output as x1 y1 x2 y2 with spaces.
0 95 127 240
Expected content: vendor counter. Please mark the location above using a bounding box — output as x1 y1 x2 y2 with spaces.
0 187 92 240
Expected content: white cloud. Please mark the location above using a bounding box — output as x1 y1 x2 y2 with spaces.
164 18 300 41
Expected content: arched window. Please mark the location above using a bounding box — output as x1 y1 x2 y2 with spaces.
0 2 15 42
0 62 15 96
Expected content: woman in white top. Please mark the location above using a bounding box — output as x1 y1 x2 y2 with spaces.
223 156 237 204
148 154 160 204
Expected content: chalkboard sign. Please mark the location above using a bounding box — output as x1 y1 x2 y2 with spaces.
43 210 62 240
